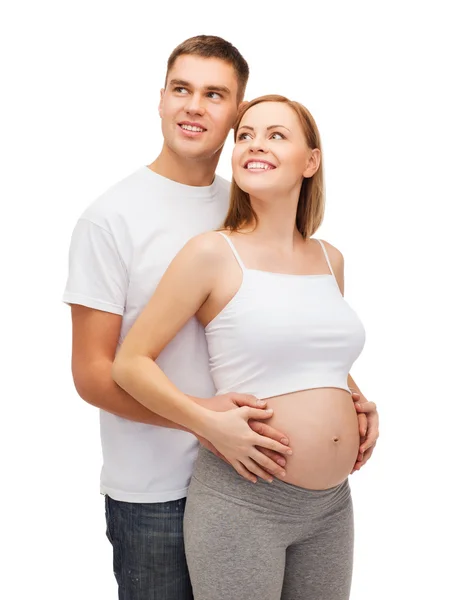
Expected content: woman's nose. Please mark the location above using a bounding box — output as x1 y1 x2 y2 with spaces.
248 139 267 153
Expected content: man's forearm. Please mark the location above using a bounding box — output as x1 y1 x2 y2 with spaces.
74 359 190 429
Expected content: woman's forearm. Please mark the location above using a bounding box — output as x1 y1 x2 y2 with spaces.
112 355 213 437
347 373 363 396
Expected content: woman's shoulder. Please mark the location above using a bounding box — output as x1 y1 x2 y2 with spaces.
316 238 344 267
185 230 229 253
179 230 232 267
315 238 345 292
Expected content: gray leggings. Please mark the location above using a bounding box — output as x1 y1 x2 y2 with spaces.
184 448 354 600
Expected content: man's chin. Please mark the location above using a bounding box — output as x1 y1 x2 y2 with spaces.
180 147 221 163
164 136 224 163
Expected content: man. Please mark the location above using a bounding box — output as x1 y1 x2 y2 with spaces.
64 35 378 600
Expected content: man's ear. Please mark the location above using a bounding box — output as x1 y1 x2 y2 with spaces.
237 100 249 114
158 89 165 118
232 100 249 130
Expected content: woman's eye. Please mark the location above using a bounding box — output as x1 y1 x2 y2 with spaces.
237 133 251 141
271 132 285 140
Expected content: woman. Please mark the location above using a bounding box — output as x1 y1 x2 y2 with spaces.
113 95 368 599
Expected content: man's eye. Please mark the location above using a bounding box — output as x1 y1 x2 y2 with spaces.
207 92 222 99
174 87 188 94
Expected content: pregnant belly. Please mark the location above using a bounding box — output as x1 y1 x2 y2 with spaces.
265 388 360 490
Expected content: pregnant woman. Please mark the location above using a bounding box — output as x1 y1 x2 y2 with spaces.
113 95 369 600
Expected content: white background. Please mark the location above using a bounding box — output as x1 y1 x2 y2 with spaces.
1 1 456 598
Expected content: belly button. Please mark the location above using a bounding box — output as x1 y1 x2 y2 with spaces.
332 436 339 443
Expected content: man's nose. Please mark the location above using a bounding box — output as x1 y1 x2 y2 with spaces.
185 94 206 116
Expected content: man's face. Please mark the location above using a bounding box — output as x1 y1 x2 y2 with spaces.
159 55 241 161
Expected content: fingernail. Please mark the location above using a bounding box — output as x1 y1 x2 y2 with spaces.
266 408 273 413
281 437 289 445
280 471 286 477
268 478 273 483
355 403 361 408
286 449 293 455
277 458 286 466
257 399 266 405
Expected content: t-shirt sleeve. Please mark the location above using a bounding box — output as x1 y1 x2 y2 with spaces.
62 218 128 315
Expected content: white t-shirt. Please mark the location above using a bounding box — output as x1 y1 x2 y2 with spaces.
63 166 230 503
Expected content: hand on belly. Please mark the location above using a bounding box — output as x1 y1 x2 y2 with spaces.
265 388 360 490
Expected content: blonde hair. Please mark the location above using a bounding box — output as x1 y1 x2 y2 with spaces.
224 95 325 239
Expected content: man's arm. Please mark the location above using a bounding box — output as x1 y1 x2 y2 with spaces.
65 217 187 427
71 304 187 427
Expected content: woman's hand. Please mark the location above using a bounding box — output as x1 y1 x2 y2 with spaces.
195 393 290 475
351 392 379 473
199 407 292 483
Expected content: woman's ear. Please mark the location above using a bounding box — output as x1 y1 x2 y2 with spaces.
303 148 321 178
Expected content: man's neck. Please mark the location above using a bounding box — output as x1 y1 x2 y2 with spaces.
149 145 220 187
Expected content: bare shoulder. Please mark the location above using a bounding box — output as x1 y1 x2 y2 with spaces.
185 230 226 252
168 231 233 282
319 239 344 267
318 239 345 293
180 230 228 264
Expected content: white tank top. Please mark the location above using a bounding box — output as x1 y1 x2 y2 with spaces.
205 233 366 400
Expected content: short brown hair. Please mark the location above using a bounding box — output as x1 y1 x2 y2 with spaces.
165 35 249 102
224 95 325 240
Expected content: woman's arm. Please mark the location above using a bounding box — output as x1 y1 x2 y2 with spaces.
347 374 379 471
112 232 292 482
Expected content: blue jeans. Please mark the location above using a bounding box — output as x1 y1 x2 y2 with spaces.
105 495 193 600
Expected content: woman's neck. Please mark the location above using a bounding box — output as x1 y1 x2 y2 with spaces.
245 193 302 249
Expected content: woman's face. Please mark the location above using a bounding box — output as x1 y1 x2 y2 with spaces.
232 101 317 198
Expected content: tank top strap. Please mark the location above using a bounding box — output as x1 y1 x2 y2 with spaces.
316 239 335 278
217 232 246 271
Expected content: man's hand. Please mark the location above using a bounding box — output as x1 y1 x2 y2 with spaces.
351 391 379 473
